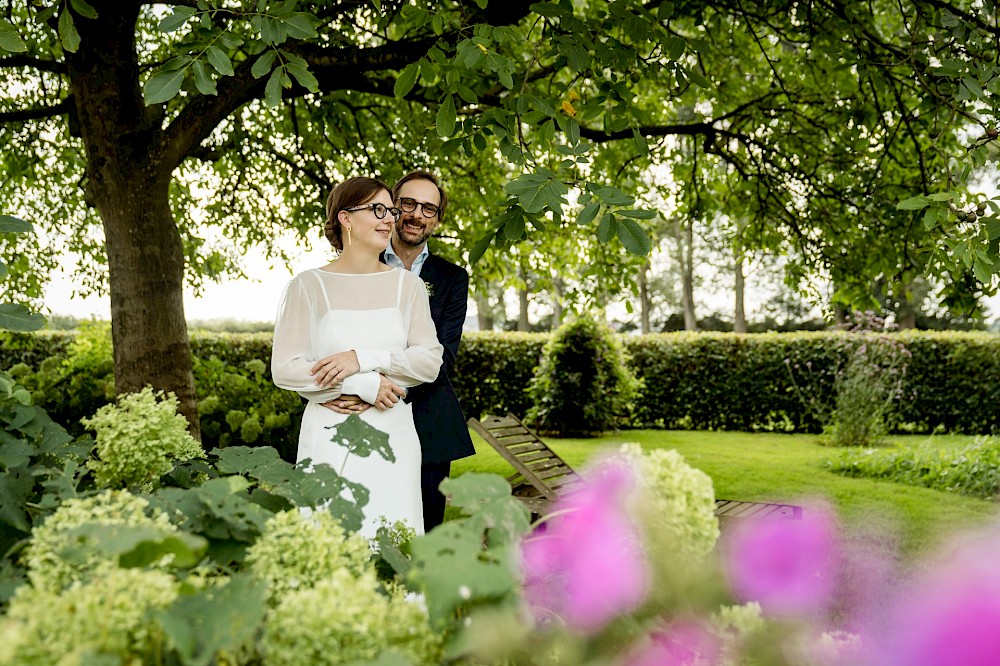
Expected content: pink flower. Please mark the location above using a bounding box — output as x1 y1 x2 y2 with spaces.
520 458 649 633
625 618 722 666
723 503 840 617
874 533 1000 666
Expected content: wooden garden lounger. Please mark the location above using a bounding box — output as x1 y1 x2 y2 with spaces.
467 413 803 523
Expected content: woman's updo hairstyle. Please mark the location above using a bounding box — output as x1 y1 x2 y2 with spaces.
324 176 392 251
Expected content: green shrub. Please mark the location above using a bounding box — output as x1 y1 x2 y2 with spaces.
193 354 303 461
453 331 545 420
10 322 115 437
826 436 1000 498
526 315 640 436
82 387 205 491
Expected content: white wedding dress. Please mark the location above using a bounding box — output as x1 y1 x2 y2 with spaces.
271 267 443 538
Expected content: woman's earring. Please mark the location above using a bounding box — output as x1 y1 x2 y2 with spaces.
347 226 352 247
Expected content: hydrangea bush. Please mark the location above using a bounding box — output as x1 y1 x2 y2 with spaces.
5 386 1000 665
82 386 204 490
245 509 372 605
618 442 719 557
261 569 442 666
0 567 178 665
21 490 177 593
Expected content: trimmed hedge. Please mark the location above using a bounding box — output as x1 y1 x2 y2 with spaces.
3 330 999 436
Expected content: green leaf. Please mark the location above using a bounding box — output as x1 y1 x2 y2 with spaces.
618 217 651 255
577 201 600 226
264 67 284 107
154 573 267 666
285 61 319 92
192 60 217 96
58 10 81 53
143 68 187 105
326 414 393 461
206 45 234 76
664 36 685 60
410 521 520 626
0 216 31 234
69 0 99 19
251 50 278 79
531 2 572 17
394 62 420 98
0 466 33 532
436 94 457 137
158 6 196 32
923 206 941 230
281 13 317 39
597 211 617 242
0 304 45 332
618 208 656 219
897 196 931 210
468 230 497 265
683 64 711 87
505 173 567 214
0 18 28 53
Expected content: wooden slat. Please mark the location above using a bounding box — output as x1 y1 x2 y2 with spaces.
504 441 547 453
515 450 556 464
478 415 522 428
537 465 574 480
487 425 532 437
496 434 539 446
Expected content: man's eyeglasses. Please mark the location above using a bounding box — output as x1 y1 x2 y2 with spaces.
397 197 440 218
345 203 402 221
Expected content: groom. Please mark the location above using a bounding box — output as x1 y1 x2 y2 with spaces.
330 170 476 530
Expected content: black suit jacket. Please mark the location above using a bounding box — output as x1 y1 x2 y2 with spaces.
381 252 476 464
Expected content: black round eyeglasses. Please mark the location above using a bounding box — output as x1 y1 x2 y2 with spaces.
345 203 402 221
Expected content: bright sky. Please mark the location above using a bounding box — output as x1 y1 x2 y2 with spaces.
44 241 334 324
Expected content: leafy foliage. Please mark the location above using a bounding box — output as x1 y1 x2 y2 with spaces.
82 387 205 490
826 436 1000 499
527 315 641 436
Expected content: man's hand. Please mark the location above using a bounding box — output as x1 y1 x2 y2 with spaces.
373 375 406 411
321 394 371 415
310 350 360 387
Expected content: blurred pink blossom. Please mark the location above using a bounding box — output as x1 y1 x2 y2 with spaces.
625 618 721 666
520 458 650 633
874 533 1000 666
723 503 840 617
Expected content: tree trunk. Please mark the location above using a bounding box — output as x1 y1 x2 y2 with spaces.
638 260 651 334
676 217 698 331
734 253 747 333
896 280 917 330
67 4 199 437
552 276 564 329
518 287 531 331
475 292 494 331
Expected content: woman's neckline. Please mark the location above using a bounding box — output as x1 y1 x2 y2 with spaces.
314 265 396 276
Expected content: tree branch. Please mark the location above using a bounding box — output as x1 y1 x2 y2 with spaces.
0 98 72 123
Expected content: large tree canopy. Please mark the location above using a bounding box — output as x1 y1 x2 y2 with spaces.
2 0 999 432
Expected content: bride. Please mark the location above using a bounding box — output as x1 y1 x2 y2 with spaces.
271 176 443 538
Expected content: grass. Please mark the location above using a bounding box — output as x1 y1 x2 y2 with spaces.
453 429 999 560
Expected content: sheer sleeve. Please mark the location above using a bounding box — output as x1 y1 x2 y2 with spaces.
270 277 343 403
384 274 443 388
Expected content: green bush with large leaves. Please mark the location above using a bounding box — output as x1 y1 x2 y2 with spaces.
0 380 530 664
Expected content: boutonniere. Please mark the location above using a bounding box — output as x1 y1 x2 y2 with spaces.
423 279 435 299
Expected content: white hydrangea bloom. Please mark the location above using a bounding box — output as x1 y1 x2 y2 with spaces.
245 509 373 606
261 568 441 666
82 386 205 491
22 490 177 593
618 443 720 557
0 568 177 665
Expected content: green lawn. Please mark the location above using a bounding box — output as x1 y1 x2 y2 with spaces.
453 430 999 560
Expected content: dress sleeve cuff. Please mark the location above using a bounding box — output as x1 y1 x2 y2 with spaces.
341 372 381 404
355 348 391 373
